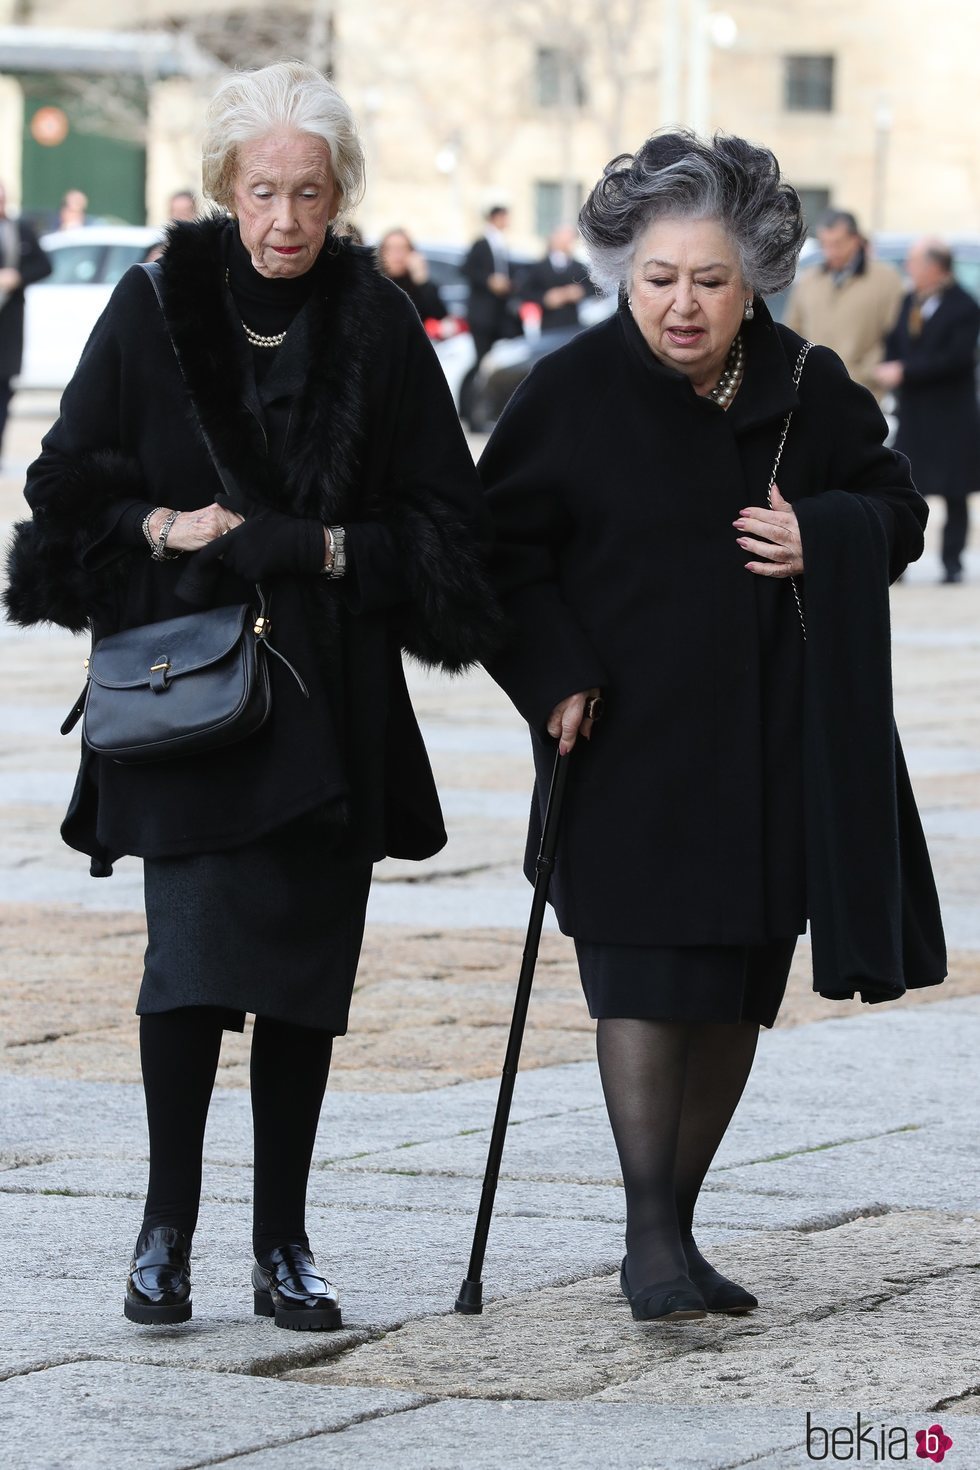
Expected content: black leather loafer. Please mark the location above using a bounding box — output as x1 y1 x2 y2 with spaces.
687 1260 758 1314
620 1256 707 1322
124 1225 192 1325
252 1243 342 1331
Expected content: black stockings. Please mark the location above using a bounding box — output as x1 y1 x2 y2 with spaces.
139 1008 333 1255
595 1017 759 1287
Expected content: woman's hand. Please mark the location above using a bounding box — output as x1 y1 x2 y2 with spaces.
734 484 804 578
547 687 602 756
149 503 243 553
407 250 429 284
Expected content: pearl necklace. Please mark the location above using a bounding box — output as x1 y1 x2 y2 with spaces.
223 272 288 349
706 335 744 408
240 321 287 349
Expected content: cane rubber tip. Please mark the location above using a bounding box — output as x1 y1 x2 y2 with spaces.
454 1279 484 1314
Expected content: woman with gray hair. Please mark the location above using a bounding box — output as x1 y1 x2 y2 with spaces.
481 131 945 1324
6 62 497 1329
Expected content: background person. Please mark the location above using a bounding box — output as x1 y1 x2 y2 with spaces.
462 204 521 364
5 61 497 1334
480 130 945 1326
376 227 449 332
57 187 91 231
518 224 593 332
785 209 903 397
0 181 51 462
876 238 980 583
168 189 198 222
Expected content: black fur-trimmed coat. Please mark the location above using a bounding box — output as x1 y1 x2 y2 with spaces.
4 217 500 874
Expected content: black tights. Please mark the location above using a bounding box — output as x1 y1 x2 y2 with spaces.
139 1007 333 1256
596 1017 759 1286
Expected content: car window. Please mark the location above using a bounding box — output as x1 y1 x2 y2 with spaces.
43 244 106 285
424 256 465 289
953 260 980 300
103 243 157 285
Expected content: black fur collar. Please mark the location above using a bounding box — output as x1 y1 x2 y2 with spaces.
158 217 386 520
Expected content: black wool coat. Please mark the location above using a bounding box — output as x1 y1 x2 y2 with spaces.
5 218 499 875
885 283 980 500
480 300 945 1001
0 219 52 381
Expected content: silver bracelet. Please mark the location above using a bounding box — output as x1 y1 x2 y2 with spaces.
153 509 181 561
322 524 346 579
141 508 163 553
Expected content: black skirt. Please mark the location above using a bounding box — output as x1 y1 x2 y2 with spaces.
574 938 797 1028
138 826 372 1034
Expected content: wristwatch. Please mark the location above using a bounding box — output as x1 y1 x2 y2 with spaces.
322 524 346 579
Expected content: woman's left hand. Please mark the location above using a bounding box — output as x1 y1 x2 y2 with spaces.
734 484 804 578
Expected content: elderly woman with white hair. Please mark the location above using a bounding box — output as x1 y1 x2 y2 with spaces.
480 131 945 1324
6 63 497 1329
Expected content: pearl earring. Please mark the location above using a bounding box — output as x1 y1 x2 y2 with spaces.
743 299 755 321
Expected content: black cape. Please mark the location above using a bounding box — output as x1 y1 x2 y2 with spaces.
480 299 946 1005
5 217 500 874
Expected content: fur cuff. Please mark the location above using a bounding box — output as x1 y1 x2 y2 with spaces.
3 450 146 631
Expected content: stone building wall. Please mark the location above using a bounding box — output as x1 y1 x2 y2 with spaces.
0 0 976 245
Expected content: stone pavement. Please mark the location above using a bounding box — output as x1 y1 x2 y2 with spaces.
1 403 979 1467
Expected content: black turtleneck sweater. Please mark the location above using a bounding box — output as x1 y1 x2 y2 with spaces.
226 228 319 387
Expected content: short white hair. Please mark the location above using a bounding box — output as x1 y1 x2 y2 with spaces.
202 61 365 217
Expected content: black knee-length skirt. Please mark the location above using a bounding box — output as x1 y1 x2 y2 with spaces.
574 938 797 1028
138 827 372 1034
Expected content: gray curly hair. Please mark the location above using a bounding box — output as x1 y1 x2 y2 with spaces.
202 61 366 218
579 130 805 298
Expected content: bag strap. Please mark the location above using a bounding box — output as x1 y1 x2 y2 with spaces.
140 261 246 510
767 339 813 640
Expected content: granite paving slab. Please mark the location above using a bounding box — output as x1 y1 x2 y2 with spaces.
293 1211 979 1405
215 1402 831 1470
0 1156 629 1224
0 1191 620 1381
716 1121 980 1214
0 1360 424 1470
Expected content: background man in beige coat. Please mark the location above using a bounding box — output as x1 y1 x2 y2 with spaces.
786 210 904 398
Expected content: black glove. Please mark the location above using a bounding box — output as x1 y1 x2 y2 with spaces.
189 506 325 584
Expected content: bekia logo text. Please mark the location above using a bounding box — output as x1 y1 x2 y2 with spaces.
806 1412 954 1462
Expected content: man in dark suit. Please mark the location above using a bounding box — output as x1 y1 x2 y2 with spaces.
877 238 980 582
462 205 521 365
518 224 594 332
0 182 51 461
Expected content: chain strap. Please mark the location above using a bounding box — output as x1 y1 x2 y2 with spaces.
766 340 813 639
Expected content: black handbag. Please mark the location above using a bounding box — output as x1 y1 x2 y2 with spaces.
70 596 272 763
60 262 308 762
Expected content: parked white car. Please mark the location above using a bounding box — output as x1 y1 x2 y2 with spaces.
17 226 163 391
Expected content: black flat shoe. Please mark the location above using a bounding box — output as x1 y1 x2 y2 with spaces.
619 1256 707 1322
687 1260 758 1314
252 1243 343 1331
124 1225 192 1325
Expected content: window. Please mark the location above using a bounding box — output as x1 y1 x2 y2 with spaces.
534 180 583 238
784 56 835 112
796 187 832 235
535 47 587 109
44 243 105 285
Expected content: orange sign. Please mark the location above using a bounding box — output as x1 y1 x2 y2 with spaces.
31 107 70 147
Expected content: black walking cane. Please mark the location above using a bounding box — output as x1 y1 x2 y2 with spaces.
454 741 572 1314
